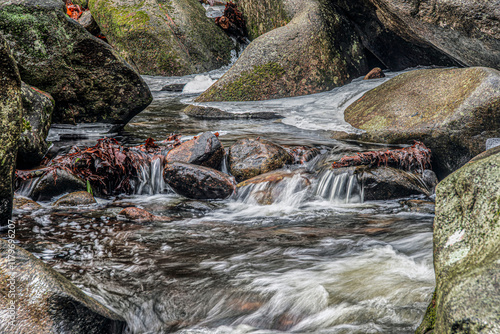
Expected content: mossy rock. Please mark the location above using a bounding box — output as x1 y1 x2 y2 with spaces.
236 0 291 40
88 0 234 76
197 0 368 102
335 67 500 179
0 0 152 126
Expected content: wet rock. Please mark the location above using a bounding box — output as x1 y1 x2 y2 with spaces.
363 67 385 80
183 105 282 120
167 131 224 169
418 150 500 332
229 138 293 182
53 191 96 207
0 34 23 226
29 169 86 201
77 10 100 36
357 166 436 200
163 162 236 200
400 199 435 214
0 239 126 334
196 0 368 101
334 67 500 179
0 0 152 126
283 146 321 164
467 145 500 164
13 196 42 211
88 0 234 76
161 84 186 92
486 138 500 150
119 207 172 222
17 83 54 169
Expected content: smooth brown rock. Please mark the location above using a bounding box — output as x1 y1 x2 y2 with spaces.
53 191 96 207
363 67 385 80
13 196 42 210
167 132 224 169
119 207 172 222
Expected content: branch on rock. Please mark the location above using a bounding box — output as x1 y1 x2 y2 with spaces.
332 141 432 172
215 2 247 42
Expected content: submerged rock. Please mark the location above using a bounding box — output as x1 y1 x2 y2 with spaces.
53 191 96 207
167 131 224 169
161 84 186 92
0 239 126 333
119 207 172 222
229 138 293 182
0 34 22 226
418 150 500 332
0 0 152 126
335 67 500 179
88 0 234 76
164 162 236 199
28 169 86 202
197 0 368 101
183 105 282 120
17 83 54 169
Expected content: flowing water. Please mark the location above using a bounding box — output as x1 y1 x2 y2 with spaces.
11 66 436 333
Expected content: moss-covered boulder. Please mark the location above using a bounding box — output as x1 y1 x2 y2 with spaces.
0 34 22 226
0 239 126 333
17 83 54 169
197 0 368 101
236 0 291 40
0 0 152 126
417 150 500 333
335 67 500 179
88 0 234 76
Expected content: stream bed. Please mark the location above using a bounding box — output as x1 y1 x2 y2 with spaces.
12 68 435 334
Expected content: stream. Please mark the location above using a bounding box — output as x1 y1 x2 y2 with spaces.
12 66 435 334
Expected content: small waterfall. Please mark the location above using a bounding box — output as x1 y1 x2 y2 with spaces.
314 170 362 203
220 152 230 175
16 178 39 198
133 158 170 195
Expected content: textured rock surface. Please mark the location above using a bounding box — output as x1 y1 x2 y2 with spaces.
164 162 236 199
197 0 368 101
167 131 224 169
13 195 42 210
53 190 96 207
229 138 293 182
88 0 234 76
17 83 54 169
0 0 152 126
418 150 500 333
119 206 172 222
28 169 87 201
236 0 291 40
0 34 22 226
335 67 500 179
183 105 282 120
0 239 126 333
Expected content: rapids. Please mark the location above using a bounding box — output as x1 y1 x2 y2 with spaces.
13 66 437 333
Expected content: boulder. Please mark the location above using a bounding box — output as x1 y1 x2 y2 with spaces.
365 0 500 70
0 0 152 126
417 150 500 332
0 34 23 226
163 162 236 199
183 105 282 120
334 67 500 179
53 190 96 207
196 0 368 101
13 195 42 211
236 0 291 40
229 138 293 182
17 83 54 169
88 0 234 76
119 207 172 222
27 168 87 201
0 239 126 333
167 131 224 169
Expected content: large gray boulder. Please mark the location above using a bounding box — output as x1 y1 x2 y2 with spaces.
0 0 152 127
88 0 234 76
0 34 22 226
334 67 500 179
417 149 500 333
0 239 126 333
197 0 368 101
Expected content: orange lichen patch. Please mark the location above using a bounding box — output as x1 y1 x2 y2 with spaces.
65 0 84 20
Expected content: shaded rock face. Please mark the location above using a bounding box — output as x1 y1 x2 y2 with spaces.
17 83 54 169
0 239 126 334
27 169 86 201
418 151 500 333
53 190 96 207
335 67 500 179
164 162 236 199
197 0 368 102
78 10 101 36
229 138 293 182
0 0 152 126
167 131 224 169
0 34 22 226
88 0 234 76
366 0 500 70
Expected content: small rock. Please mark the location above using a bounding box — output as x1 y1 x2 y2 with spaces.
363 67 385 80
53 191 96 207
161 83 186 92
77 10 101 36
400 199 435 214
183 105 282 120
163 162 236 199
167 131 224 169
119 207 172 222
13 196 42 210
283 145 320 164
229 138 293 182
28 169 86 201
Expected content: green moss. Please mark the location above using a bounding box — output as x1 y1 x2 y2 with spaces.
21 118 32 132
415 290 436 334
